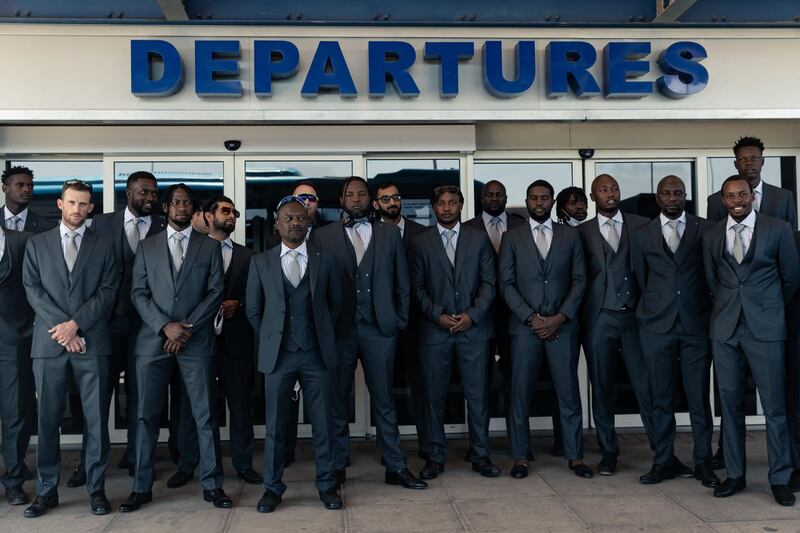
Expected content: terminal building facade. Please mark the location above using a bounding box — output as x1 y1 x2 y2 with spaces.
0 0 797 444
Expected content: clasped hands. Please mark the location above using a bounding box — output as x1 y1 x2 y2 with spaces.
48 319 85 354
528 313 566 341
162 322 193 354
437 313 474 334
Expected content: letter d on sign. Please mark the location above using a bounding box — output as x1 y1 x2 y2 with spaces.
131 40 184 97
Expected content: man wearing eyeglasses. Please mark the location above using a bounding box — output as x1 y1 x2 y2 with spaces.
72 171 165 486
201 196 260 485
317 176 427 491
372 181 431 459
705 136 798 471
22 180 120 517
120 183 231 512
464 180 531 460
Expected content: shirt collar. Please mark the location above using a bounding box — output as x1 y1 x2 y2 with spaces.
166 225 193 240
660 212 686 227
482 211 507 226
5 206 27 222
397 217 406 233
220 236 233 249
60 222 87 237
597 210 624 226
281 241 308 258
437 222 460 236
726 210 757 231
124 207 151 224
529 218 553 231
754 180 764 195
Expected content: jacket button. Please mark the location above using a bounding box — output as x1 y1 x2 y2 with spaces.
544 280 548 284
676 290 681 294
174 297 179 301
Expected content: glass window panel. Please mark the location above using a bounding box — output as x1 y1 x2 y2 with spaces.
244 160 353 253
367 159 460 227
474 162 572 220
7 160 103 228
708 156 782 193
594 161 695 217
113 161 224 214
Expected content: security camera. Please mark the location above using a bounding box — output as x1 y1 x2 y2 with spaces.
578 149 594 159
224 140 242 152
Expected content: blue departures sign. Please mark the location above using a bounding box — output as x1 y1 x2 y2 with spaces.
130 39 708 100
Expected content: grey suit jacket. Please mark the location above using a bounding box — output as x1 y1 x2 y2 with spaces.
703 213 800 342
409 223 496 344
498 221 586 336
707 182 797 230
23 226 120 358
578 212 650 326
245 242 341 374
631 214 713 335
91 209 167 333
0 229 34 355
315 220 410 338
131 229 224 357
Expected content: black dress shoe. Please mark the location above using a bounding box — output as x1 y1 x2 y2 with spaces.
597 454 617 476
694 463 721 488
419 460 445 480
709 448 725 470
6 485 29 505
118 491 152 512
319 488 343 510
510 463 529 479
550 440 564 457
23 494 58 518
204 488 233 508
385 468 428 489
672 456 694 478
333 469 346 488
771 484 796 506
118 454 130 469
90 491 111 515
66 464 86 488
639 464 676 484
237 468 263 485
256 491 282 513
789 469 800 492
167 469 194 488
714 477 746 498
569 463 594 479
464 448 476 462
472 457 501 478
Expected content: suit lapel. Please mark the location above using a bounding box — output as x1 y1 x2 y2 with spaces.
674 215 697 267
743 216 769 279
522 224 545 276
760 183 775 216
431 229 454 282
175 230 202 292
0 232 16 284
47 228 71 290
269 246 286 306
454 226 470 282
68 229 97 291
147 215 167 237
544 223 563 270
587 218 605 263
308 244 319 299
336 225 357 278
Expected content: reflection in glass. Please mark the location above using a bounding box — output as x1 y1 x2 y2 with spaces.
114 161 224 214
708 156 781 193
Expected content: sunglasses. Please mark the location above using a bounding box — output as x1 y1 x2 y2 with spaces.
377 194 402 203
296 193 318 203
218 206 240 218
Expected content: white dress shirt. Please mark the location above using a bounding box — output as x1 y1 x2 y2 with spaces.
0 227 6 263
346 219 373 249
124 207 152 240
726 211 756 257
4 207 28 231
397 216 406 239
529 217 553 253
437 222 461 249
660 212 686 243
220 237 233 273
166 225 193 260
280 241 308 280
60 222 87 257
597 211 624 240
753 179 764 212
482 211 507 234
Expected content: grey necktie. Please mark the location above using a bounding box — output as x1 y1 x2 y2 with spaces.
488 217 502 253
753 190 761 212
171 232 185 273
350 223 366 266
286 249 301 288
535 224 549 259
666 219 681 254
126 217 141 254
732 223 747 263
443 229 456 266
605 219 620 253
64 230 79 272
6 216 21 231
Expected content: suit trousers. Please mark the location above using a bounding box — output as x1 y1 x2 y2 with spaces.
422 335 491 463
713 319 792 484
0 343 32 489
508 330 584 461
80 332 138 467
218 345 256 472
134 353 223 492
584 309 656 457
263 347 335 495
786 331 800 469
332 321 406 472
33 353 110 497
398 329 431 458
16 342 35 472
641 322 713 466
